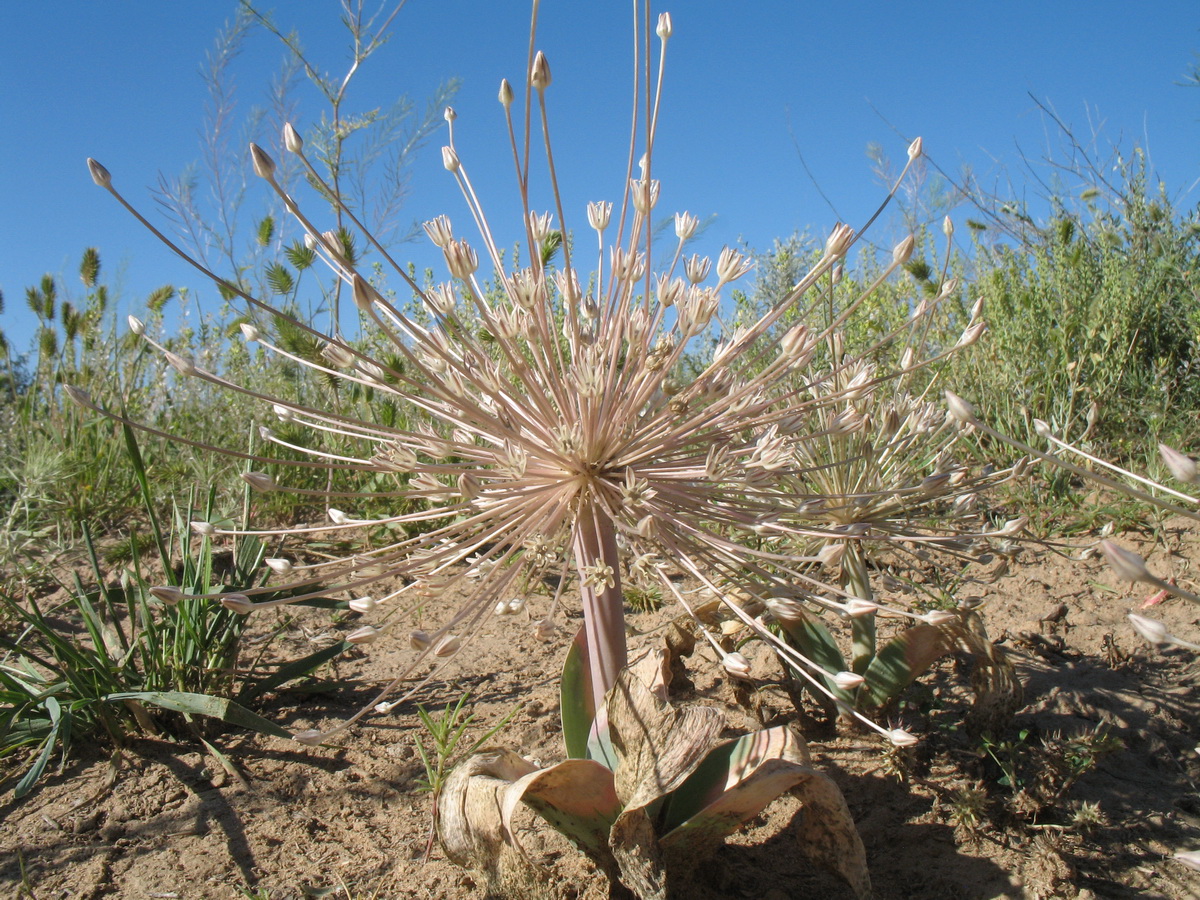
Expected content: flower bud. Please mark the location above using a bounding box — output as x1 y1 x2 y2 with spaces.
443 106 457 123
888 727 919 748
328 508 349 525
265 558 293 575
842 598 880 617
656 12 673 39
128 315 145 335
191 521 216 537
241 471 277 492
435 634 461 657
149 585 185 606
442 146 460 173
817 542 846 567
164 351 196 377
922 609 959 627
892 235 915 265
943 215 954 239
283 122 303 154
1099 540 1152 584
833 671 865 691
1159 443 1198 484
240 322 260 343
352 274 373 312
346 625 380 645
293 729 324 745
944 391 975 424
498 78 514 108
766 596 806 623
907 136 923 161
87 158 112 188
722 652 753 679
1128 612 1169 645
531 51 551 90
220 593 255 615
273 405 293 422
249 143 276 180
64 385 93 410
533 618 557 642
410 630 432 651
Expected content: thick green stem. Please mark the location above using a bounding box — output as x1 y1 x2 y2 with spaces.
572 498 629 714
844 545 876 675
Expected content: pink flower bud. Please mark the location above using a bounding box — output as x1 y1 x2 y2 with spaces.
348 597 377 613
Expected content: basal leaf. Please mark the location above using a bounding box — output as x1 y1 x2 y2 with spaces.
778 611 853 704
560 627 595 760
863 623 948 708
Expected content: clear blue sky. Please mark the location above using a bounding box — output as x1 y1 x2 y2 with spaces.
3 2 1199 354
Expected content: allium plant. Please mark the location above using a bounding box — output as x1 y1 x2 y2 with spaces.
77 3 1029 896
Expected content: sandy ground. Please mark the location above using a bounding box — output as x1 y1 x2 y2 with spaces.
3 521 1200 899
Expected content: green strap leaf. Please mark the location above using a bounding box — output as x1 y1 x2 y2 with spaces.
863 623 948 708
103 691 291 739
777 611 853 704
13 696 61 798
560 627 595 760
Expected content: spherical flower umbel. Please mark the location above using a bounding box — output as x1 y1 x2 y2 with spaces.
84 9 1000 748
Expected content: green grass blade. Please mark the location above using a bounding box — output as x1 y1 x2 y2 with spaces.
103 691 292 739
238 640 351 703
